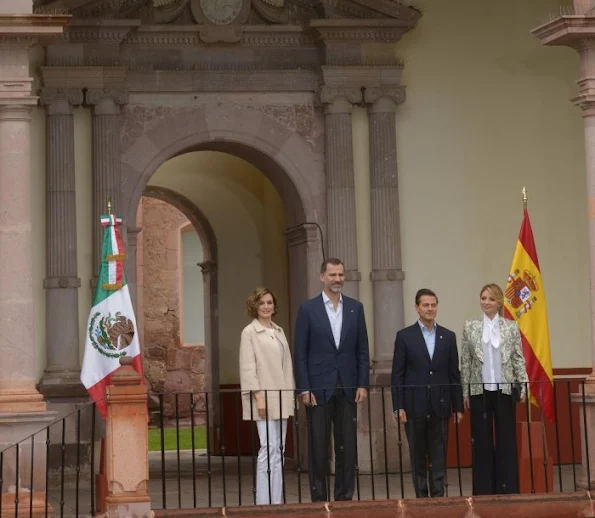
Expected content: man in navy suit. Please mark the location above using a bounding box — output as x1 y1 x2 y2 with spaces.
391 288 464 498
294 258 370 502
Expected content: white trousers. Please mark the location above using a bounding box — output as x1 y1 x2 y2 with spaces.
255 418 287 505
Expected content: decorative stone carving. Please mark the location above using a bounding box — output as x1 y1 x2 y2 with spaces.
86 87 129 108
364 85 406 106
39 87 83 109
191 0 248 25
35 0 421 26
319 85 363 106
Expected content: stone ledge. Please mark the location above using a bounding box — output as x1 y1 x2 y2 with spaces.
153 492 595 517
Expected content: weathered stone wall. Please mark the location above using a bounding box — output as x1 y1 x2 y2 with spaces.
140 197 206 421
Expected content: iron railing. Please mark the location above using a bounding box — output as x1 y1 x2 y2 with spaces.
147 379 593 509
0 379 591 516
0 400 99 518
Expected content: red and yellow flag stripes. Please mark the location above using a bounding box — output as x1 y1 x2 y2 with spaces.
503 208 555 422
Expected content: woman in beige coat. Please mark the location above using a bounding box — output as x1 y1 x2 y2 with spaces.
239 287 295 505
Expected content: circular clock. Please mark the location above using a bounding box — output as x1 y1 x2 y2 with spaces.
199 0 244 25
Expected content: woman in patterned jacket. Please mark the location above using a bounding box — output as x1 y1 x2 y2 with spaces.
461 283 528 495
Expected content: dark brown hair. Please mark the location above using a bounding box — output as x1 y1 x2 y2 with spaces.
246 287 278 318
320 257 345 274
415 288 438 306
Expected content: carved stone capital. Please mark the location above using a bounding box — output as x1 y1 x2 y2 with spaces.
40 87 83 114
344 270 362 282
319 86 362 110
370 269 405 282
44 276 82 289
199 260 218 275
365 86 406 110
285 224 320 248
87 87 129 113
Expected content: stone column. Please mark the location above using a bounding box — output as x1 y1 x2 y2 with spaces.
365 86 407 375
320 87 362 299
199 260 219 453
87 88 128 280
355 87 411 475
38 88 84 396
0 12 69 512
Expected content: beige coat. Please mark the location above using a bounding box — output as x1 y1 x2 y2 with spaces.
239 319 295 421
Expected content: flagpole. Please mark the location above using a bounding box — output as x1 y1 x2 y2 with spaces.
107 196 112 215
522 186 528 211
520 186 532 423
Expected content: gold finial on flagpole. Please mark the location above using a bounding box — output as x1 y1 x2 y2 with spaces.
107 196 112 215
522 186 528 211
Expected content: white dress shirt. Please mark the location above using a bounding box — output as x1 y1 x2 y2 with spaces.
481 313 502 391
322 291 343 348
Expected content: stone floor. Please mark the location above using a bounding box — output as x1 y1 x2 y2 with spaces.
46 452 583 517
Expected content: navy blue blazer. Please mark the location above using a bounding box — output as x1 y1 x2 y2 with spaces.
391 323 464 419
294 294 370 403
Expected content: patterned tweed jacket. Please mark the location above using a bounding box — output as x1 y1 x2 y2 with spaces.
460 317 528 398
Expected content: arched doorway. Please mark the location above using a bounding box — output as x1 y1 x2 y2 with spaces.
122 104 324 342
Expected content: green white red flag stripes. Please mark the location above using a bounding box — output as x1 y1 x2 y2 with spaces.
80 213 143 418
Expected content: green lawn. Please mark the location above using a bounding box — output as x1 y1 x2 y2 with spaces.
148 426 207 451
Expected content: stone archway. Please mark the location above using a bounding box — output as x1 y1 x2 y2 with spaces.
122 103 325 335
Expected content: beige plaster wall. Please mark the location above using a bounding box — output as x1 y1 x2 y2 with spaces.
355 0 588 368
147 151 289 385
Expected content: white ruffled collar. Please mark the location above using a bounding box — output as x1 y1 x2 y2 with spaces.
482 313 501 349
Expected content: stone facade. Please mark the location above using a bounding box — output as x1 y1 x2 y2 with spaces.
140 197 206 422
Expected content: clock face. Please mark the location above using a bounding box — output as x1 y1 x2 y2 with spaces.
199 0 244 25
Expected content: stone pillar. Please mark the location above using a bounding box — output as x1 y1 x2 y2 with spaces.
365 86 407 375
199 260 219 453
0 11 69 513
533 5 595 490
124 226 142 314
355 87 410 475
320 87 362 299
87 88 128 280
38 88 84 396
105 357 151 518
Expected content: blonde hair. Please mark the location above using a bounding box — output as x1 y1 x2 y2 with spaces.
246 287 278 318
479 283 504 316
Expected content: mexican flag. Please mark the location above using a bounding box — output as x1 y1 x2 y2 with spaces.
80 214 143 418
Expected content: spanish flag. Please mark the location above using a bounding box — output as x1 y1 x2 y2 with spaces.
503 208 554 422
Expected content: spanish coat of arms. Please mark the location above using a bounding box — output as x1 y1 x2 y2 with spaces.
505 269 539 319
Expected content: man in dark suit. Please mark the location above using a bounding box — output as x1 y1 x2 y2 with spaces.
294 257 370 502
391 288 464 498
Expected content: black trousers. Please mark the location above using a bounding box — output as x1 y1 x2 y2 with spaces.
470 390 519 495
405 414 449 498
306 388 357 502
